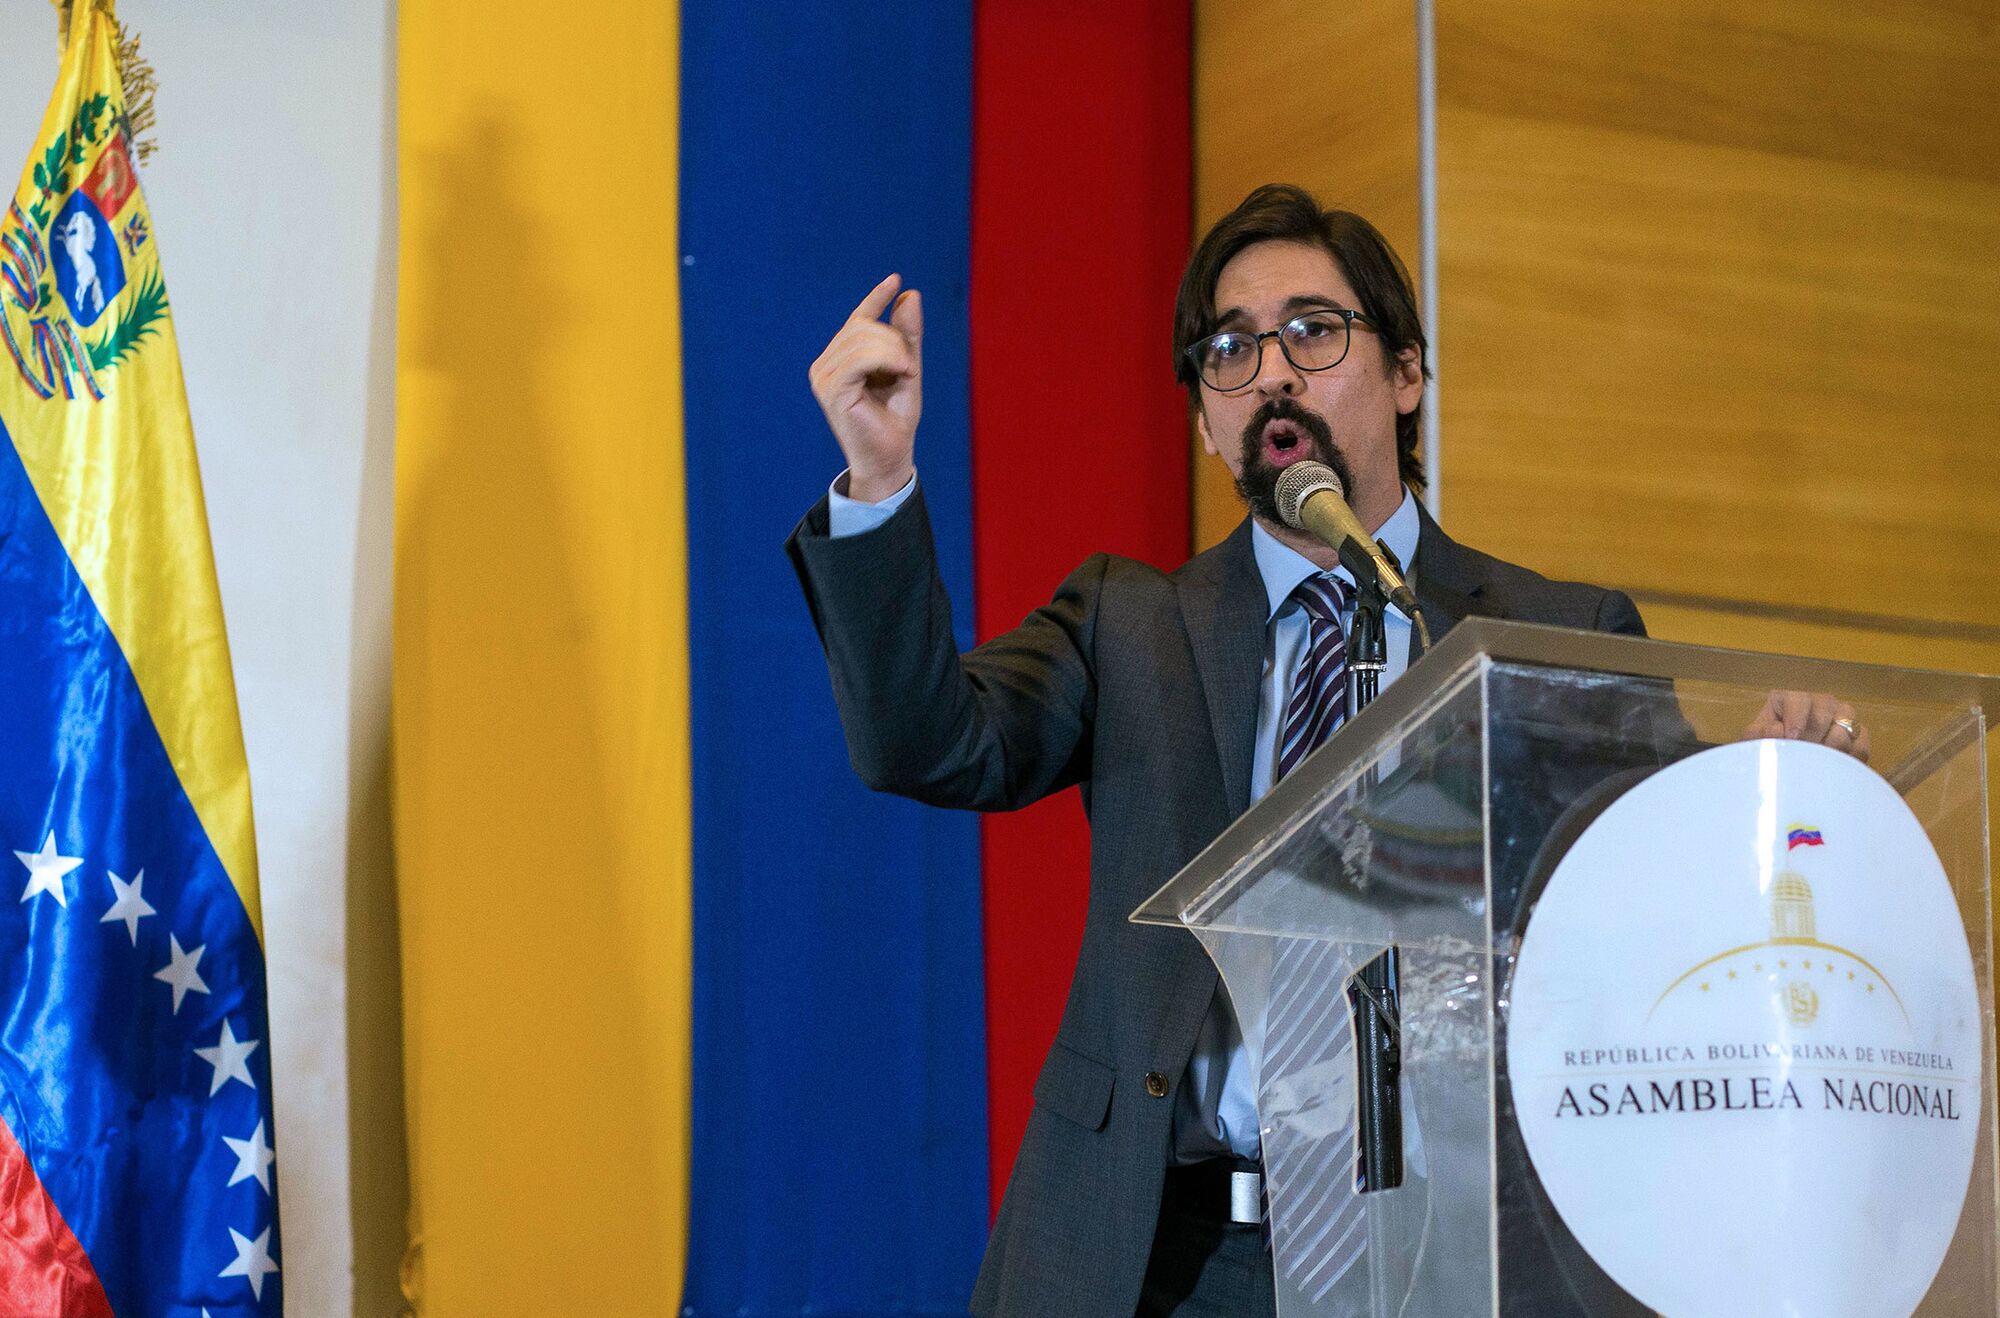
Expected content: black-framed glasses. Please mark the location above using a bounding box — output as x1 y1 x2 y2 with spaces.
1183 308 1377 392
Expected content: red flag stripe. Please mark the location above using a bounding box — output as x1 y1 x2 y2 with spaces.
970 2 1194 1218
0 1116 114 1317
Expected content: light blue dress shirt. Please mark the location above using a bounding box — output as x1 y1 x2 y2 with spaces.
827 469 918 535
825 469 1424 1163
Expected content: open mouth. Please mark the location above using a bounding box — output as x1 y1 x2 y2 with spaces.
1260 418 1312 467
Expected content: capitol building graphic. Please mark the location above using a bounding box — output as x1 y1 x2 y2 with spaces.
1648 825 1908 1031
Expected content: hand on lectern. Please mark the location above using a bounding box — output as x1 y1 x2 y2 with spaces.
809 273 923 503
1741 689 1871 763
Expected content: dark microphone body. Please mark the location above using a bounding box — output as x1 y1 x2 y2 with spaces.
1273 461 1424 626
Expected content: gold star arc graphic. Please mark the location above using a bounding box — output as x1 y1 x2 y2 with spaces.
1649 937 1909 1024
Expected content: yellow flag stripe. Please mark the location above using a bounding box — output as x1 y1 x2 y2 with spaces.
394 1 692 1311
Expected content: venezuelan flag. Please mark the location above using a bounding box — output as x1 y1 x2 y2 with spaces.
0 4 280 1313
1788 826 1826 850
396 1 1191 1311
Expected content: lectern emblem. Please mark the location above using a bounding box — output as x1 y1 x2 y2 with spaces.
1648 824 1906 1026
1506 743 1982 1318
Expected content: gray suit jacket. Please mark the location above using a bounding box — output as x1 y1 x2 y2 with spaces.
787 485 1648 1318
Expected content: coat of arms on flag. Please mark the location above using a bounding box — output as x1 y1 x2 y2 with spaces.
1 44 167 403
0 2 282 1314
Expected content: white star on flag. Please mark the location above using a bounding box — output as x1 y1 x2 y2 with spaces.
219 1224 279 1299
100 869 156 944
223 1118 276 1194
153 934 210 1014
15 832 82 907
195 1020 259 1096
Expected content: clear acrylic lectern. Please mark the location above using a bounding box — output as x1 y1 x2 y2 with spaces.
1134 618 1998 1318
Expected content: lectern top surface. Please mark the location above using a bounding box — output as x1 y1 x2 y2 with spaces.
1131 617 1998 935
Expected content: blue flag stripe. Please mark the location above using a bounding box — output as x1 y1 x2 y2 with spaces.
0 415 280 1317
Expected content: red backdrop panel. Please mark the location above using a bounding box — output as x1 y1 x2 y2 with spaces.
970 3 1193 1219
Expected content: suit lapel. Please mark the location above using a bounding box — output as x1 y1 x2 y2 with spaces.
1410 501 1486 660
1175 519 1266 819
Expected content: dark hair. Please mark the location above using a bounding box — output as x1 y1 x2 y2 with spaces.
1173 184 1430 489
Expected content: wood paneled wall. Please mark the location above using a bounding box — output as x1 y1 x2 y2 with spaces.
1426 0 2000 875
1192 0 1420 550
1435 0 2000 639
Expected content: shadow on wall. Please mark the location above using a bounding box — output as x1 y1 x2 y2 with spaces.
392 107 682 1315
346 7 411 1314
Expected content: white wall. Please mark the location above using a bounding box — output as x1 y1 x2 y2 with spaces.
0 5 404 1315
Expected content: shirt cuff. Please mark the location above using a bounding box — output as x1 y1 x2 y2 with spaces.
827 469 917 538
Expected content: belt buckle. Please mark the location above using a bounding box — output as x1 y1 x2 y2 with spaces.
1229 1168 1265 1225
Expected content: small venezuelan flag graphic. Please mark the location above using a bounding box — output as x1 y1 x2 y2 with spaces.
1788 825 1826 851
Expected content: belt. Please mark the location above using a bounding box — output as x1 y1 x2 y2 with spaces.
1163 1157 1265 1226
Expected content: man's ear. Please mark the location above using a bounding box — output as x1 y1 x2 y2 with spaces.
1392 346 1424 416
1196 405 1219 457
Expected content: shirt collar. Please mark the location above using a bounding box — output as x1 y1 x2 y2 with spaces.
1249 485 1421 621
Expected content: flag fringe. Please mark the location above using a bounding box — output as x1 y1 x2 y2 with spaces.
50 1 158 164
113 20 159 165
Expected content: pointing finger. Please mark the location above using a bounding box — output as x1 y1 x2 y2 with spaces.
891 287 924 349
848 272 903 325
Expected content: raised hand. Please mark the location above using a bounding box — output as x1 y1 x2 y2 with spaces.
808 273 923 503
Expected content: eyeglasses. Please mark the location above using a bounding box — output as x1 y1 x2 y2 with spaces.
1183 308 1378 393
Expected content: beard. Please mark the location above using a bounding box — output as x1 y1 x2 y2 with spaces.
1232 398 1354 526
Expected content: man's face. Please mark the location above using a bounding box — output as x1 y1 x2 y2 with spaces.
1194 240 1423 533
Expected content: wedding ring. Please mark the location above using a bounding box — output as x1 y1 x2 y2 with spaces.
1833 717 1858 738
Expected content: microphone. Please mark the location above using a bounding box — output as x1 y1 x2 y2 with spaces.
1274 461 1424 626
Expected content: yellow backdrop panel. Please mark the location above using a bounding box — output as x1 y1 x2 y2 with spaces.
1192 0 1421 550
394 4 691 1313
1434 0 2000 633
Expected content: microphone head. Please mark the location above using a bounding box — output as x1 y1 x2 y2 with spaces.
1274 461 1344 530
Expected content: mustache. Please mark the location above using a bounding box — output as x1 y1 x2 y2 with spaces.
1239 397 1336 460
1231 399 1355 526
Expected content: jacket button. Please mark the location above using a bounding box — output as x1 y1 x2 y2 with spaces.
1144 1071 1169 1098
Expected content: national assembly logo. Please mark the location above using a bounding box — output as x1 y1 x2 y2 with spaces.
1546 825 1963 1127
1506 740 1984 1318
1 91 167 403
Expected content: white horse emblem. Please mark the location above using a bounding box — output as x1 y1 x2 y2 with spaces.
57 211 104 318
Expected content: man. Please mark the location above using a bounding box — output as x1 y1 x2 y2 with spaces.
790 185 1863 1317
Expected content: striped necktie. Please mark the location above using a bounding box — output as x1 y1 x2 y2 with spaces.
1276 574 1351 780
1264 572 1367 1301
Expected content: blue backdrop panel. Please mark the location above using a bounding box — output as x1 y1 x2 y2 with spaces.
679 4 989 1314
